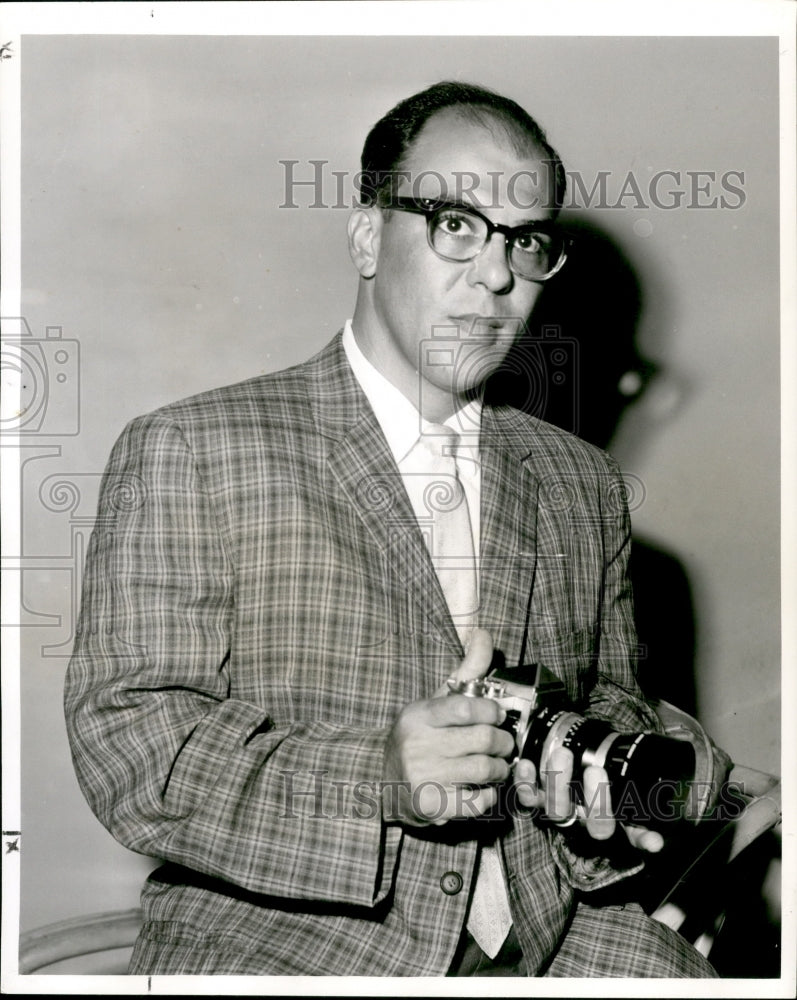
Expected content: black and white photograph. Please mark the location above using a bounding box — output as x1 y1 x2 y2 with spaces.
1 1 794 994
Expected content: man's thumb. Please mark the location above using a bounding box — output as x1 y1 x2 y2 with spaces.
449 628 494 684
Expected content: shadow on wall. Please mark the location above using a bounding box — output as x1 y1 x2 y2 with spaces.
488 220 782 977
487 217 698 716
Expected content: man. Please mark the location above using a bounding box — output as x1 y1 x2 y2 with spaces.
65 81 717 977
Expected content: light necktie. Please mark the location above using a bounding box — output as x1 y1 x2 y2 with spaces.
400 426 512 959
400 426 478 644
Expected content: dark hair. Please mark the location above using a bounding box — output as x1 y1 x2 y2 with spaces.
359 80 566 209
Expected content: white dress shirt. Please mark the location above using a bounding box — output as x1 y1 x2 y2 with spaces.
342 320 482 565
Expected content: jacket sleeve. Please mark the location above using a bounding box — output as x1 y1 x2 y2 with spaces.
64 412 402 907
584 453 661 733
547 451 662 891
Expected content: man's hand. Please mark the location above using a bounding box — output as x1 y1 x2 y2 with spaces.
514 752 665 854
382 629 515 826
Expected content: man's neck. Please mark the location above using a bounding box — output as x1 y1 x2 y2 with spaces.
350 315 475 424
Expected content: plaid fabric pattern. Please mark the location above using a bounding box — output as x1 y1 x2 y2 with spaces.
65 332 708 976
544 902 717 977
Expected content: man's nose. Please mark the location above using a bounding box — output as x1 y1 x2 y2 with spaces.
466 232 513 293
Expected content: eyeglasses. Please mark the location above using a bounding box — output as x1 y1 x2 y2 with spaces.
382 197 569 282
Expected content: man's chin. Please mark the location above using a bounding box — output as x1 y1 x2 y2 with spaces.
418 369 490 413
456 349 512 391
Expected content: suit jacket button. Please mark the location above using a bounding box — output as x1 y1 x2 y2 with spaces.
440 871 463 895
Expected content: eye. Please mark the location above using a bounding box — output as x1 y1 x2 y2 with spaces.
435 209 481 238
513 230 548 255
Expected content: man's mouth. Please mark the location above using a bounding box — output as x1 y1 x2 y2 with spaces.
451 313 508 332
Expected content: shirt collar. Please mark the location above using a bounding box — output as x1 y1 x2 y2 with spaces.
342 320 481 466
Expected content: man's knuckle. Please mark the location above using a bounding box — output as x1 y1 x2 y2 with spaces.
472 723 494 751
470 756 491 784
450 696 474 723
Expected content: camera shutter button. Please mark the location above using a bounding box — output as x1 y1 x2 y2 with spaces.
440 871 464 895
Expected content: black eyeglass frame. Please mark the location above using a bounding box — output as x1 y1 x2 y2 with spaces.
381 196 570 282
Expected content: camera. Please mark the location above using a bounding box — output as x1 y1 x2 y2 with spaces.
448 664 696 829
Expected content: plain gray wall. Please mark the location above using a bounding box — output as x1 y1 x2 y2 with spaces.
16 34 780 932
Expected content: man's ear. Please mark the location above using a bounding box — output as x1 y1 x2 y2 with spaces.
347 206 381 278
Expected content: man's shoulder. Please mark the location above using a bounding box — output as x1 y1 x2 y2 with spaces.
486 404 621 474
167 335 342 412
124 333 349 438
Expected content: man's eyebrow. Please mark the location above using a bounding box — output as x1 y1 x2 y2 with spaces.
421 197 556 228
513 215 557 229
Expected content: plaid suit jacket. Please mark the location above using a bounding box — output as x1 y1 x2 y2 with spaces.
65 332 678 976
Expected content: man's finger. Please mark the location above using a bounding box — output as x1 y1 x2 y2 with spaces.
425 691 505 728
543 745 575 822
583 765 615 840
514 757 544 809
447 753 512 786
430 720 514 760
624 824 664 853
430 785 499 825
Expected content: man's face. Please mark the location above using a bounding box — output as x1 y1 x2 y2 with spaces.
359 108 558 418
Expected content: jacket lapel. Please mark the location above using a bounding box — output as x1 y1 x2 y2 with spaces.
302 336 559 663
478 405 541 669
306 334 461 653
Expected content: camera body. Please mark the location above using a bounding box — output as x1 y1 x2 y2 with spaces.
448 664 696 829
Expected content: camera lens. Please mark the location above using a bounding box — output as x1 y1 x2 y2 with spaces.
522 707 695 829
599 732 695 829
